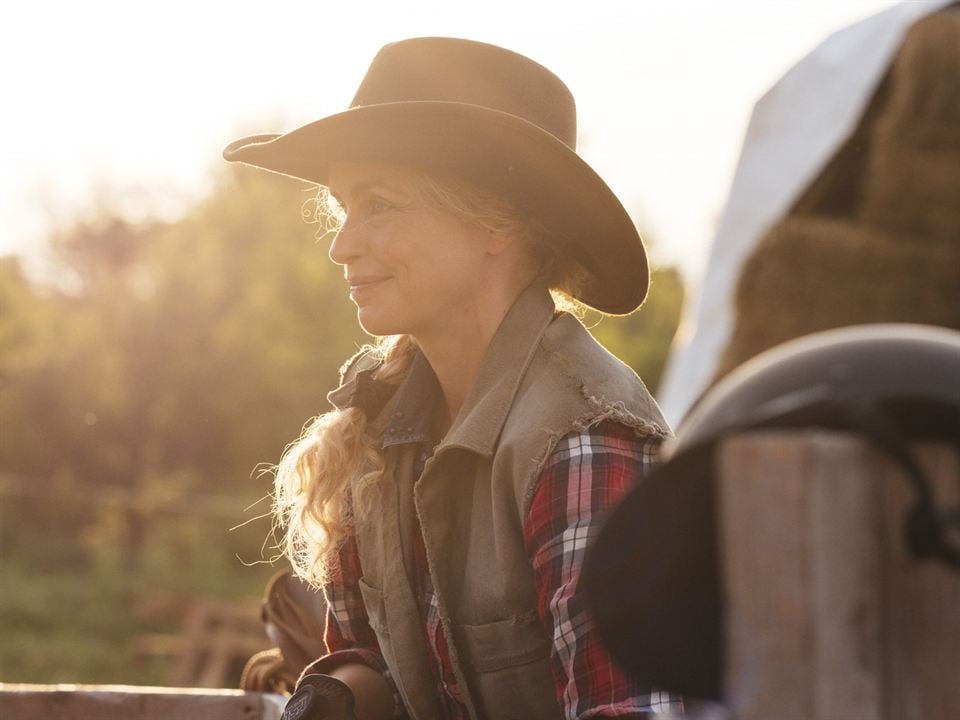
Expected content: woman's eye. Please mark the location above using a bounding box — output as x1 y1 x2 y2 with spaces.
369 197 392 214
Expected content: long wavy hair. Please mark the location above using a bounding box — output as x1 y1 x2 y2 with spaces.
273 169 586 587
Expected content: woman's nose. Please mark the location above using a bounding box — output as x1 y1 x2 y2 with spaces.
328 220 363 266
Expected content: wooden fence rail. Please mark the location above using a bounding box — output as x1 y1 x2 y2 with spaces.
0 684 285 720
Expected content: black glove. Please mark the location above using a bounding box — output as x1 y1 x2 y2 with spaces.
281 674 357 720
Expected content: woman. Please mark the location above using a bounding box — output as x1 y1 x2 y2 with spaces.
224 37 679 720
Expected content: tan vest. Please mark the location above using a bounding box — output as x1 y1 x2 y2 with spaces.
335 285 669 720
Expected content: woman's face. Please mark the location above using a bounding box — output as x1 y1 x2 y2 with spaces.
326 162 502 339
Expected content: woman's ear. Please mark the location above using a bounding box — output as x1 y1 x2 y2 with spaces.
482 225 522 256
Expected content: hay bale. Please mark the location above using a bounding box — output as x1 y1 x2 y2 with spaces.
861 147 960 240
869 10 960 146
858 9 960 237
788 76 892 220
716 8 960 383
717 215 960 379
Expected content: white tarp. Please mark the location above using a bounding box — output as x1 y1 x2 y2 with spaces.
657 0 956 427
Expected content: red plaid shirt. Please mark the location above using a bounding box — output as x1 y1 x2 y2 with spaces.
306 421 683 718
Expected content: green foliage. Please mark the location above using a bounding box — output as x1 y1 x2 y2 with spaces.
0 560 148 683
585 265 685 394
0 166 683 684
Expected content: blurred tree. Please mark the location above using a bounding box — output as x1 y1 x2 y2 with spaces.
585 264 685 396
1 168 368 572
0 257 52 459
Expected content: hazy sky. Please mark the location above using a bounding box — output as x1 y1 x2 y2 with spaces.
2 0 900 280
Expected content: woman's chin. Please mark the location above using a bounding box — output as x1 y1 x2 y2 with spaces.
356 306 405 338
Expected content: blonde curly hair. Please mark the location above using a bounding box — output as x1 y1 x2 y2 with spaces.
273 169 586 587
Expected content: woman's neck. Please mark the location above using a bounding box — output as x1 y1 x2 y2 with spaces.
414 284 523 434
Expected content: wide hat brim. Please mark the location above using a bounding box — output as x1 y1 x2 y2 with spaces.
222 101 648 315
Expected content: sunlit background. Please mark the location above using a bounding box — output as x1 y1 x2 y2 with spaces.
0 0 907 690
3 0 899 276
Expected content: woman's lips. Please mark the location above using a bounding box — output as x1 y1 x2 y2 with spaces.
347 276 391 300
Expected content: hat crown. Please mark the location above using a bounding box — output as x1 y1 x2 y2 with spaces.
350 37 577 150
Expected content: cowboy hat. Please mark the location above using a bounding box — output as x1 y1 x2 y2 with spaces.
222 37 648 314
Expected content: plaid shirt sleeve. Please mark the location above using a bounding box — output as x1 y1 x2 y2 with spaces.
523 421 685 718
301 528 404 717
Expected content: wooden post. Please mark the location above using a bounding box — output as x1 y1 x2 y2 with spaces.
717 431 960 720
0 684 285 720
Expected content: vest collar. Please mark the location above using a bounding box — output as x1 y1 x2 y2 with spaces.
379 350 442 448
436 282 557 457
326 351 439 447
